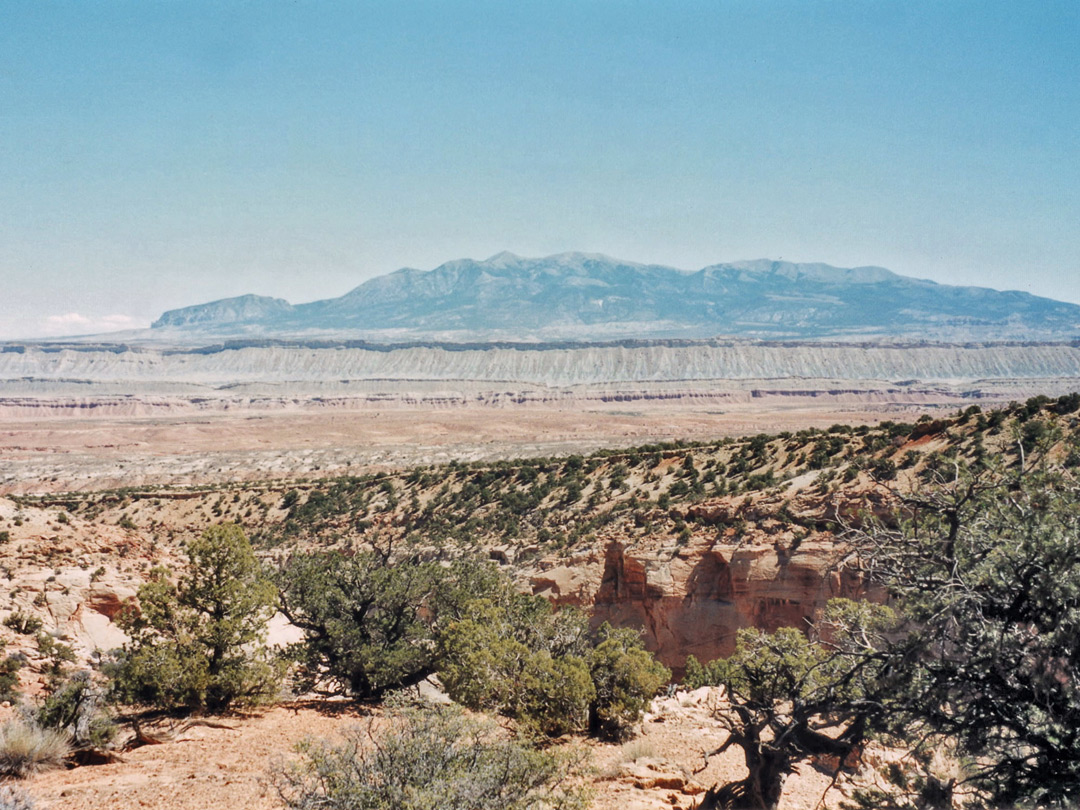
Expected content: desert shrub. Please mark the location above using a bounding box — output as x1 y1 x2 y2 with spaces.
0 785 35 810
1019 394 1052 420
681 654 727 690
1019 417 1059 455
438 587 667 739
587 624 670 741
34 633 76 687
1054 391 1080 414
278 551 500 698
437 589 595 736
515 652 595 737
108 524 280 712
0 651 22 703
34 671 116 751
898 450 920 470
3 613 42 636
620 736 656 763
0 720 69 778
694 600 894 810
869 457 897 481
273 701 587 810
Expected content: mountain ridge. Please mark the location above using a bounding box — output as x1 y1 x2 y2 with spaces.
147 252 1080 342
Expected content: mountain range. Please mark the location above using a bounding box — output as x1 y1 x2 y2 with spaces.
149 252 1080 342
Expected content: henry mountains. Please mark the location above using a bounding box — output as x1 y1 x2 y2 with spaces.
149 252 1080 343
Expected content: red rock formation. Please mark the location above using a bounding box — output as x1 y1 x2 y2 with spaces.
533 533 866 675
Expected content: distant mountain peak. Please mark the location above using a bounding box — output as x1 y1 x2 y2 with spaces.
713 259 901 284
480 251 646 270
152 294 294 329
146 252 1080 343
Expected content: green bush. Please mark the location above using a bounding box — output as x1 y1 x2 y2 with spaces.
437 590 595 736
273 701 587 810
681 654 728 690
108 524 280 712
278 552 499 698
3 613 42 636
869 457 897 481
34 672 116 752
438 587 667 739
588 624 670 741
34 634 76 687
0 654 22 703
516 653 595 737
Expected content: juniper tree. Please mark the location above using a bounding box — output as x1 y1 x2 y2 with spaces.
856 466 1080 807
110 524 280 712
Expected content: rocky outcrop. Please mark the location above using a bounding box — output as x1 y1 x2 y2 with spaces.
533 534 864 673
526 480 897 672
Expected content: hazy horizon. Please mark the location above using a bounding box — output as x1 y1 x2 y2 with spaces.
3 1 1079 338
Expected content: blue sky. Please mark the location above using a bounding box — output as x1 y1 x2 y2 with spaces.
2 0 1078 338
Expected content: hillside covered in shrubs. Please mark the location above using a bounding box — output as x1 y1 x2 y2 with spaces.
1 393 1080 808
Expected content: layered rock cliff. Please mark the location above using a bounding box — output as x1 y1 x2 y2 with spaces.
3 340 1080 394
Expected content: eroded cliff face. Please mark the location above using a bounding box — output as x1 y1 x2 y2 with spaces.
528 482 900 671
4 340 1080 391
532 534 866 673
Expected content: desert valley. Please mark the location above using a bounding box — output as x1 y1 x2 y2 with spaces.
0 253 1079 809
5 4 1080 807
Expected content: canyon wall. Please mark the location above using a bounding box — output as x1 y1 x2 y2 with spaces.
532 536 864 671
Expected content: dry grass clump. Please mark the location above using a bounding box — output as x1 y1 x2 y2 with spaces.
620 737 656 763
0 720 69 778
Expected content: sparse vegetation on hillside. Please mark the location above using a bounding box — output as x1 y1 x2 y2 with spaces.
18 395 1080 571
5 393 1080 807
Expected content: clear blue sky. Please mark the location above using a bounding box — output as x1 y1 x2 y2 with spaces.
2 0 1078 338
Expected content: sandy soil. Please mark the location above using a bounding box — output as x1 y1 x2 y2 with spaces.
24 689 854 810
26 703 365 810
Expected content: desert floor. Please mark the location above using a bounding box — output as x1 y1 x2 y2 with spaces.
0 397 944 495
26 689 848 810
